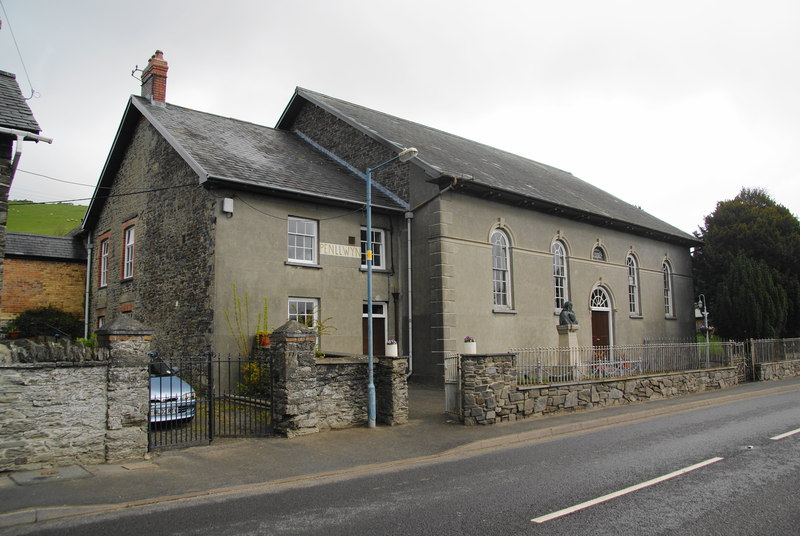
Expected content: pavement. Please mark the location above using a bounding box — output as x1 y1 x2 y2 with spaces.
2 377 800 530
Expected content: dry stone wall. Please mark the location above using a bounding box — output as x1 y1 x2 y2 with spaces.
460 353 738 425
756 359 800 381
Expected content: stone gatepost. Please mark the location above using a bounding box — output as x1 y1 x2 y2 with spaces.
96 316 152 463
376 356 409 425
557 324 582 379
270 320 319 437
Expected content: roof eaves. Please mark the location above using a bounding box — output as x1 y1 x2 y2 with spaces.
204 174 405 212
458 180 701 247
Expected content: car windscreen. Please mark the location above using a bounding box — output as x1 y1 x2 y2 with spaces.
149 357 174 377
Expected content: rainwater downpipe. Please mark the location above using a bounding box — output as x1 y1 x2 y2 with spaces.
405 211 414 378
83 239 93 339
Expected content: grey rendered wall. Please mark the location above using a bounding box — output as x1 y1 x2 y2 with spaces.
445 193 695 348
410 190 696 383
212 190 403 357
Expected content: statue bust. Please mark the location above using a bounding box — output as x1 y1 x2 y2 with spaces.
559 301 578 325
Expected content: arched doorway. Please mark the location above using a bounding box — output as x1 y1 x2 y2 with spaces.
590 287 613 347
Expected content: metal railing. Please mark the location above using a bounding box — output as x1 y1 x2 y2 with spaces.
444 353 460 415
751 338 800 364
148 353 273 451
511 341 741 386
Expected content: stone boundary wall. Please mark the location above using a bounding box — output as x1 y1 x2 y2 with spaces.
0 360 108 471
1 319 410 471
270 320 409 437
460 353 738 426
755 359 800 381
315 356 408 431
0 317 151 472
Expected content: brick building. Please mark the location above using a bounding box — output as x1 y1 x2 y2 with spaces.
0 232 87 328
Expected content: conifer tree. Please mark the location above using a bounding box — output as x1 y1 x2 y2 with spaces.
694 188 800 338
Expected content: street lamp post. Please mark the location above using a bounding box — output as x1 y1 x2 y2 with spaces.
365 147 418 428
698 294 710 368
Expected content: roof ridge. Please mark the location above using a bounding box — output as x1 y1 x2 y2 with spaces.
295 87 575 178
132 95 281 132
6 231 74 239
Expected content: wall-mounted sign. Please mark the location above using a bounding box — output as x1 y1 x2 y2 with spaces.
320 242 361 259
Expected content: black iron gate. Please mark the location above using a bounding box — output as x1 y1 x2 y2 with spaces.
148 352 274 451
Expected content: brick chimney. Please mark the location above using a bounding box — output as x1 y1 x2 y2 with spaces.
140 50 168 103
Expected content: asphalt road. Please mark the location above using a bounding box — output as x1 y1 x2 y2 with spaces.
11 389 800 536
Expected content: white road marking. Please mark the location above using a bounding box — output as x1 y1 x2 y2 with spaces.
770 427 800 440
531 457 725 523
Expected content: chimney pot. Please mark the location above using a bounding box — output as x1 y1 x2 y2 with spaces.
141 50 168 103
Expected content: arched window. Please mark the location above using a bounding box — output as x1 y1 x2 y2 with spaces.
552 240 569 310
592 245 607 262
590 287 611 310
626 254 640 315
663 261 674 317
491 230 511 308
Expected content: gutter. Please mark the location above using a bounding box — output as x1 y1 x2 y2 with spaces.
0 126 53 180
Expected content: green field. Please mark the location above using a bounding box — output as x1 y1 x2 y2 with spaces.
6 201 87 236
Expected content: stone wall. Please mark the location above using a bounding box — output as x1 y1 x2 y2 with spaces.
270 320 409 437
88 120 216 358
0 361 108 471
289 101 412 202
459 353 739 425
0 317 151 471
755 359 800 381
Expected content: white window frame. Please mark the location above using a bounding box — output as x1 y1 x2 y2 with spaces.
590 286 611 310
360 227 386 270
626 254 640 316
663 261 674 318
287 217 318 265
552 240 569 311
123 226 135 279
99 238 109 287
288 297 319 329
491 229 512 309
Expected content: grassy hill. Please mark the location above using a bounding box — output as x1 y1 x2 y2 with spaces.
6 201 87 236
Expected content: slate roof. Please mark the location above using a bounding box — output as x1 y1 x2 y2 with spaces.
5 232 86 261
280 88 699 245
83 96 404 229
0 70 40 134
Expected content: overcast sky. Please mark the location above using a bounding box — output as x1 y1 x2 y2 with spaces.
2 0 798 235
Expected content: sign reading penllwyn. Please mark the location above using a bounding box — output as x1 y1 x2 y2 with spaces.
320 243 361 259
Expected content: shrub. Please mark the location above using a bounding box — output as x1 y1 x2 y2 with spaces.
237 361 271 397
11 306 83 339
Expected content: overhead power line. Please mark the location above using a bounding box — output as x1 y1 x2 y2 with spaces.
16 168 96 187
0 0 39 100
8 183 198 206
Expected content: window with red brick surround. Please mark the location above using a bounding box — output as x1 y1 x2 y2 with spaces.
122 223 135 280
97 232 110 287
